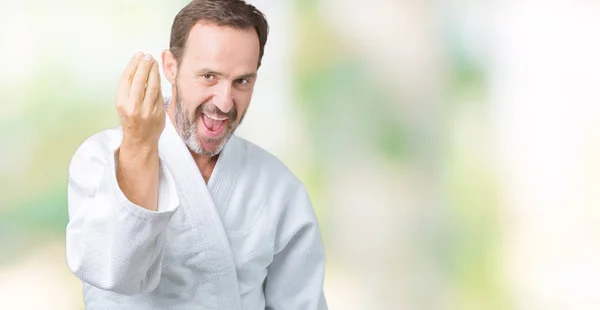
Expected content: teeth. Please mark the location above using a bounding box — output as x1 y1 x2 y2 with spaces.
204 114 227 121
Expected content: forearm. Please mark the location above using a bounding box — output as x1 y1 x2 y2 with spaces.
117 139 160 211
67 139 179 295
67 52 170 295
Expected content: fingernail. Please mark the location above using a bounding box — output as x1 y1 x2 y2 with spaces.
134 51 143 58
144 53 153 61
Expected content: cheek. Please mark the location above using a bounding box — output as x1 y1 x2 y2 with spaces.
233 91 252 113
179 83 212 110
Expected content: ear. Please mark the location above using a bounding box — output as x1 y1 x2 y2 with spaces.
162 49 178 85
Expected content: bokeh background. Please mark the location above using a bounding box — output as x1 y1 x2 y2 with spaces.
1 0 600 309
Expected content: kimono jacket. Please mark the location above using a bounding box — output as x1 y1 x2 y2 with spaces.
66 113 328 309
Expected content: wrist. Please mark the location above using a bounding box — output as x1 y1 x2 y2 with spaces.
119 137 159 160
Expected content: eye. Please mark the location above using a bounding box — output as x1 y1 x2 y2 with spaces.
202 74 215 81
235 78 249 85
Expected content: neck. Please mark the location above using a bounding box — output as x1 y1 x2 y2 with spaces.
192 152 218 184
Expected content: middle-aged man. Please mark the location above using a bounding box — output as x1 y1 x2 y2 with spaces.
65 0 328 309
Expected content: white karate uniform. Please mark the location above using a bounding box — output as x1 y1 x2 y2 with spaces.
65 110 327 309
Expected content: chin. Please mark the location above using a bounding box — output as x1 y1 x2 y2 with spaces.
200 140 223 156
193 133 229 156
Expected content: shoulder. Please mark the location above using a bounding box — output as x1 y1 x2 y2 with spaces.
70 126 123 164
68 126 123 186
75 125 123 153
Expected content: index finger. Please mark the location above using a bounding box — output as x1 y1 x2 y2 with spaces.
117 52 144 97
130 54 155 103
142 61 161 113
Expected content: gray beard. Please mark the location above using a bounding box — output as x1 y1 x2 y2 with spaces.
172 93 238 157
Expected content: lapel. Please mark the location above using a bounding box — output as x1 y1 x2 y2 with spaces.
157 114 242 309
208 134 243 217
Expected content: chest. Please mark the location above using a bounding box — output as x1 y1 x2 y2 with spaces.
163 178 276 295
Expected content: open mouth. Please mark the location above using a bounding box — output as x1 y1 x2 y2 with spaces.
201 113 228 137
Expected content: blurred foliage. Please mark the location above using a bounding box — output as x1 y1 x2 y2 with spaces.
0 0 511 308
441 17 506 310
290 1 506 309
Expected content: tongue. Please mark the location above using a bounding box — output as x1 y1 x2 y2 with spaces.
203 115 224 131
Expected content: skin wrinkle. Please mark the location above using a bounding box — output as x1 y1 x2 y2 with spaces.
172 85 241 156
165 24 259 160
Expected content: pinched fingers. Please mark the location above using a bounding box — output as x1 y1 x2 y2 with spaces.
142 61 162 114
129 53 154 104
117 52 143 100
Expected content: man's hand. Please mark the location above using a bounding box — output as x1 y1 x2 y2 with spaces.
115 52 165 211
116 52 165 148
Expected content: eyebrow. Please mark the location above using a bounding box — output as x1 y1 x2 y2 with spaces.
195 69 257 80
236 72 257 80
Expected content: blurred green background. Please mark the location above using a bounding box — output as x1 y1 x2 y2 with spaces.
2 1 600 309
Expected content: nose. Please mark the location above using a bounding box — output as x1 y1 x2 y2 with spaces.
212 82 234 114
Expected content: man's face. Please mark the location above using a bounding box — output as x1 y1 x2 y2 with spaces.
171 23 260 156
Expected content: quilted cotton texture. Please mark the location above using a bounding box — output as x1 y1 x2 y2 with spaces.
66 113 328 309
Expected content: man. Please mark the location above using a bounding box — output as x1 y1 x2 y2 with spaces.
65 1 327 309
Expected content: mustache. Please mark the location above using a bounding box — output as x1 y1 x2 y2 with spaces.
194 101 236 120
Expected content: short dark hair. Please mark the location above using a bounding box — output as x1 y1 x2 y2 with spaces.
170 0 269 68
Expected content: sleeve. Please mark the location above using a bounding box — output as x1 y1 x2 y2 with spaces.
65 136 179 296
264 184 328 310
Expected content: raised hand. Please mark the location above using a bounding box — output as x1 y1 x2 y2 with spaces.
116 52 165 149
115 52 164 211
